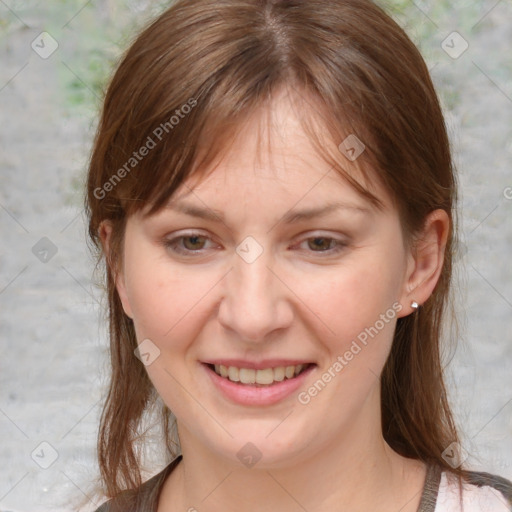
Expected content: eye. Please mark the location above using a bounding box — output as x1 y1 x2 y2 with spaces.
296 235 347 255
164 232 217 255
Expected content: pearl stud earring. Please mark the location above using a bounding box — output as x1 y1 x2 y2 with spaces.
411 301 419 309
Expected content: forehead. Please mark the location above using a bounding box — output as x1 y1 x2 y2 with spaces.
170 88 391 212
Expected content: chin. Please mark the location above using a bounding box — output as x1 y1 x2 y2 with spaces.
199 424 313 471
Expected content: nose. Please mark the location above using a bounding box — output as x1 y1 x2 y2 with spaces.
217 244 293 343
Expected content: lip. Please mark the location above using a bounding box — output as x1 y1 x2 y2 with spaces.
201 362 316 406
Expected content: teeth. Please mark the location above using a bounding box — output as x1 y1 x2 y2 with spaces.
228 366 240 382
212 364 308 385
239 368 256 384
273 366 285 382
255 368 274 385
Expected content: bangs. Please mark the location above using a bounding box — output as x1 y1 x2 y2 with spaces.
121 81 387 220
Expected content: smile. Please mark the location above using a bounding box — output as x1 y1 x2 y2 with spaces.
211 363 312 386
202 360 317 405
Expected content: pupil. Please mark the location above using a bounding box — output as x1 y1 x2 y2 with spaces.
185 236 203 250
310 237 330 251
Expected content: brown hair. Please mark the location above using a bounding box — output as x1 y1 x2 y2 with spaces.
86 0 463 498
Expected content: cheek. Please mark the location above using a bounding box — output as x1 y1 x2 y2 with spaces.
123 248 218 350
296 260 402 341
293 266 403 418
122 255 217 406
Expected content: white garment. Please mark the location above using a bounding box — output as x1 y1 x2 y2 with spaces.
435 471 511 512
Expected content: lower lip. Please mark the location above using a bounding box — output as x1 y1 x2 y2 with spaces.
202 363 316 406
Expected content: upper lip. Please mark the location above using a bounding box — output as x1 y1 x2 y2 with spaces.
202 359 315 370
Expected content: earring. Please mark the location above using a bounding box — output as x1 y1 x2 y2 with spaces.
411 301 419 309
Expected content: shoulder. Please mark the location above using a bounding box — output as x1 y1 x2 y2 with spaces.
435 468 512 512
93 455 183 512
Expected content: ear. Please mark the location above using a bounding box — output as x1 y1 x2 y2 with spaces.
98 220 134 319
398 209 450 316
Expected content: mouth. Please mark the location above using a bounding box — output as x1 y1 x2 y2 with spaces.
201 361 317 405
204 362 315 387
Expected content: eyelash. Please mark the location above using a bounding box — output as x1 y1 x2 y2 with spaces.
163 232 348 257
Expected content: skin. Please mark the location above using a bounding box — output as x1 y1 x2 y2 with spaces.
101 87 449 512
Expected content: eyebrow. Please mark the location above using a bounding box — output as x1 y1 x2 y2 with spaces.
164 200 371 224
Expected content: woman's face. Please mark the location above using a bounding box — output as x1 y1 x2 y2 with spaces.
114 92 416 468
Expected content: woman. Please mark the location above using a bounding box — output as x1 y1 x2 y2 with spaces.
85 0 512 510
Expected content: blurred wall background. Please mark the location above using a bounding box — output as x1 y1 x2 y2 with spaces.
1 1 511 510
